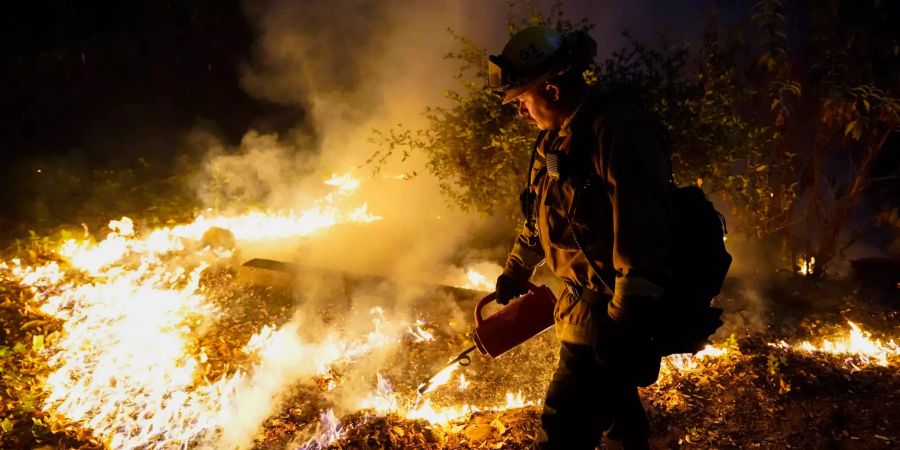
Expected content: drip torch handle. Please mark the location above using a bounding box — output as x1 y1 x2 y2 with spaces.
475 282 539 326
416 344 478 394
448 344 478 367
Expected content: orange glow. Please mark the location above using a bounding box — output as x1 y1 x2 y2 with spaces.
664 344 730 372
773 321 900 369
447 262 502 291
5 174 391 449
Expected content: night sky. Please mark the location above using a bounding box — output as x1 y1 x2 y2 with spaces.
1 1 294 164
1 0 716 164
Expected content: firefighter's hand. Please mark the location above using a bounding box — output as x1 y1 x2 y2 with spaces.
607 275 663 325
495 274 530 305
607 294 655 326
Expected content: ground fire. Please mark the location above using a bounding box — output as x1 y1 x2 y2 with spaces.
1 173 898 449
3 2 900 449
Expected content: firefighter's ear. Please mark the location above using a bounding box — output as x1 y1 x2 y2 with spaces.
543 83 561 102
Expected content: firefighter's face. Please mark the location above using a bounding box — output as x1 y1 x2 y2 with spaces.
517 83 565 130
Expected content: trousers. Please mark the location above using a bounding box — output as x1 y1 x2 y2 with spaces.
535 342 650 450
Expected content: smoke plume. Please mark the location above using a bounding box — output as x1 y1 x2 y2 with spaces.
192 1 511 446
188 1 720 446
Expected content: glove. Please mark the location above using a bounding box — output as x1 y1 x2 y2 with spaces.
607 294 655 326
495 274 530 305
607 275 663 325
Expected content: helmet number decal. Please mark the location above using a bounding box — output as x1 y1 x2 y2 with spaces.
519 44 543 63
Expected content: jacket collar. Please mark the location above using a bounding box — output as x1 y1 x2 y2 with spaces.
557 100 585 138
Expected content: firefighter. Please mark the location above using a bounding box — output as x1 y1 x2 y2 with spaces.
489 27 671 450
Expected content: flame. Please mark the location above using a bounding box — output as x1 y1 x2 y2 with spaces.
15 169 897 447
407 320 435 343
4 174 396 449
323 172 361 194
406 399 475 424
773 321 900 370
239 310 397 380
405 391 536 426
457 374 470 390
357 373 399 413
664 322 899 380
503 391 529 408
357 370 536 428
296 409 344 450
798 256 816 276
665 344 730 372
420 363 461 394
449 262 502 291
464 269 492 291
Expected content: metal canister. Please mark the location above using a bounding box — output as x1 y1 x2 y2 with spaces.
473 283 557 358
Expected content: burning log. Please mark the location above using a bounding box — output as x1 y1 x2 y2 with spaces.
237 257 489 304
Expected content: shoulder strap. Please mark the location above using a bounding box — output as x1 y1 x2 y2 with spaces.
525 130 548 188
518 130 549 221
562 102 674 296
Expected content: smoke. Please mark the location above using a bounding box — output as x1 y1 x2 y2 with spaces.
188 128 320 211
3 1 758 447
712 197 779 336
214 303 411 449
185 1 721 446
189 1 511 446
189 0 711 280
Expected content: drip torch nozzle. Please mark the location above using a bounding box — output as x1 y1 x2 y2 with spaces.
416 344 477 395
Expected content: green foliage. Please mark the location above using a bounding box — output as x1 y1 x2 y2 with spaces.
1 418 13 434
368 2 592 219
609 0 900 277
1 156 201 253
371 31 531 217
751 0 900 276
371 0 899 276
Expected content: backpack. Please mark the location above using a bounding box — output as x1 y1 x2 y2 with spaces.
652 184 730 355
564 179 730 356
531 126 730 357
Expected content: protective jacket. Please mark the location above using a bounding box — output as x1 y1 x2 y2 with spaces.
503 91 672 345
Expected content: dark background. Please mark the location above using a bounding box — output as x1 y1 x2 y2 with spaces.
0 1 306 238
1 0 303 163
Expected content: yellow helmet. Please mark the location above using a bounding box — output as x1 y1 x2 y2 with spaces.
488 27 597 104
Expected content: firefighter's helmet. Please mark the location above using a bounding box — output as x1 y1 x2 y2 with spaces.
488 27 597 104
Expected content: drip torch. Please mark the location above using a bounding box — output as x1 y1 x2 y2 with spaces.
415 283 557 400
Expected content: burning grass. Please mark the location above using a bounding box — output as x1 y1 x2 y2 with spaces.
1 175 899 449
